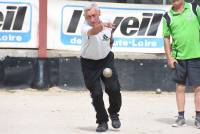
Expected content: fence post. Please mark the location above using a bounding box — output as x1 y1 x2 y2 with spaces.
38 0 47 58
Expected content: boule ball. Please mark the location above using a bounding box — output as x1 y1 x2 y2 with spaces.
103 68 112 78
156 88 162 94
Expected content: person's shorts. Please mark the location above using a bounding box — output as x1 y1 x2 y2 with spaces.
172 58 200 87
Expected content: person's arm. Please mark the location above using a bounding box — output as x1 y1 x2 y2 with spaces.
164 36 177 68
196 2 200 23
163 15 177 68
87 23 103 35
164 36 171 60
87 22 114 36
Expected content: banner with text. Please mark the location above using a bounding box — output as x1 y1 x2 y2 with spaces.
0 0 38 48
48 0 170 53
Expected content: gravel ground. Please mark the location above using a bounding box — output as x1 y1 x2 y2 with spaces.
0 87 199 134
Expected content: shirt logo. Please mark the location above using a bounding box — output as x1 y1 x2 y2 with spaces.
102 34 109 41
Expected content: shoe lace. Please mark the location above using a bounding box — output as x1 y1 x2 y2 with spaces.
111 114 119 121
174 115 185 123
174 115 184 118
98 124 103 127
194 116 200 122
192 116 200 122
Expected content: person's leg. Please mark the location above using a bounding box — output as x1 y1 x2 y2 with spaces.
89 81 109 132
89 80 109 124
194 86 200 112
101 54 121 129
80 58 108 132
194 86 200 129
101 52 122 116
193 86 200 129
102 68 121 116
172 60 187 127
172 83 186 127
176 83 186 115
187 58 200 128
101 68 121 129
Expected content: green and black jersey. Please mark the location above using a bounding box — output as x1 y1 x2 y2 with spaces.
163 2 200 60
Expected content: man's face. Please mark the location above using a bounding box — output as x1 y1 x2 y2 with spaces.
171 0 184 7
84 8 100 26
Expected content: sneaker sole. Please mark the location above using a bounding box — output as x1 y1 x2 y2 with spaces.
195 126 200 129
172 123 187 127
195 124 200 129
96 129 108 132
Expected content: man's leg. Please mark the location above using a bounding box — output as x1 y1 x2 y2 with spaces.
195 86 200 111
187 58 200 128
172 83 186 127
86 79 109 132
104 84 121 117
89 81 109 124
101 67 122 129
176 83 186 113
194 86 200 129
80 58 108 132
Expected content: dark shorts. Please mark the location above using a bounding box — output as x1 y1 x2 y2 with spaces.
173 58 200 87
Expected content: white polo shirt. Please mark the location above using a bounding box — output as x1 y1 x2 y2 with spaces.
80 18 112 60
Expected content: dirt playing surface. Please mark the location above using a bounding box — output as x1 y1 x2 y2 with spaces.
0 87 199 134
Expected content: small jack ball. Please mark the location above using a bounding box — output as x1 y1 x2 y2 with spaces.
156 88 162 94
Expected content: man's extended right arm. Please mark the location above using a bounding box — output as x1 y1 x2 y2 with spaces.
87 22 114 36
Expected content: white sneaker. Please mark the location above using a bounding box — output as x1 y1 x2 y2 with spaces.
172 116 186 127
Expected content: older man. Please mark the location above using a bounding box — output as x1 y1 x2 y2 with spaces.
80 3 122 132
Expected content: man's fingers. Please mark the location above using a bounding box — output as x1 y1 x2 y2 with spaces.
171 62 175 68
168 59 176 69
103 23 115 28
111 23 116 29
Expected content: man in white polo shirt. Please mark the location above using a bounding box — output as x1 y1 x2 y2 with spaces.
80 3 122 132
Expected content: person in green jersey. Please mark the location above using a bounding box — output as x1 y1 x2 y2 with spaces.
163 0 200 129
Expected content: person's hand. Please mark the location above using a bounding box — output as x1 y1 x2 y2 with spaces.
167 57 178 68
102 22 115 29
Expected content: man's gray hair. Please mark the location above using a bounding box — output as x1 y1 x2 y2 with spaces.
83 3 100 15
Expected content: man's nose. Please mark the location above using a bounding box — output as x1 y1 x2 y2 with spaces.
91 17 96 22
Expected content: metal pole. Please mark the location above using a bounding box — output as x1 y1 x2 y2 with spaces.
163 0 166 5
38 0 47 58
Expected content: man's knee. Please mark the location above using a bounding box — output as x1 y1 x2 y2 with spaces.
91 90 103 98
176 83 185 93
111 84 121 94
105 86 121 97
85 82 97 92
194 86 200 93
106 79 120 91
90 91 103 107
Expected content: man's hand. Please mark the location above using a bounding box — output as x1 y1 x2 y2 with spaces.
164 37 177 68
87 22 115 36
102 22 115 29
167 56 178 68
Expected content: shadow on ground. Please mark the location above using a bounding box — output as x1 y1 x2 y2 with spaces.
77 126 120 132
156 118 195 127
